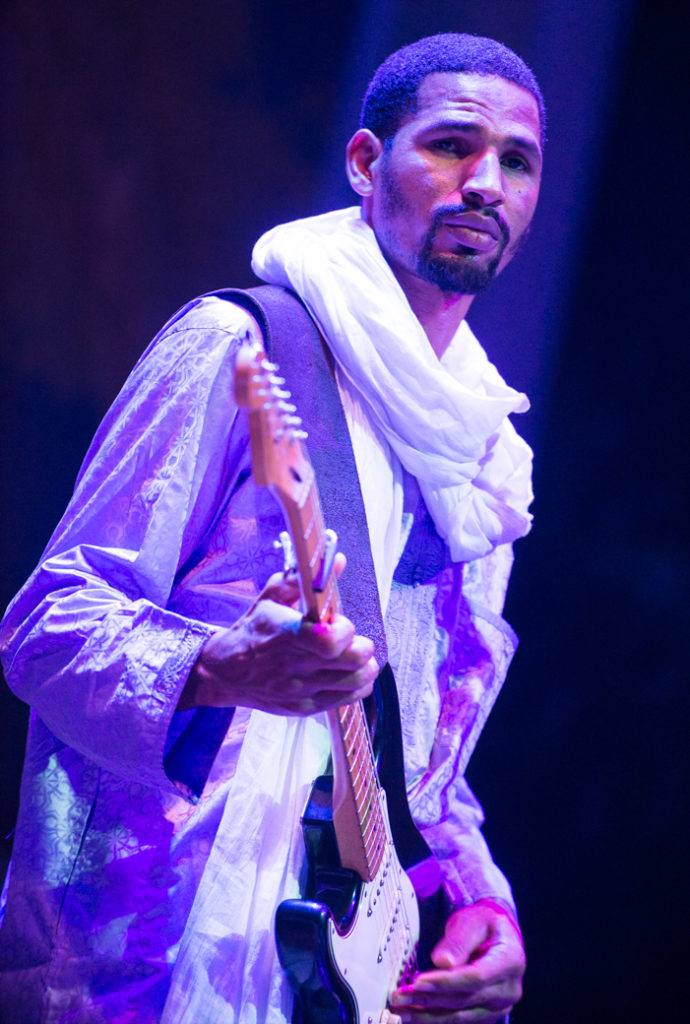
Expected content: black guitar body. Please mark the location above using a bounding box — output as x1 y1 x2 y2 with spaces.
275 772 362 1024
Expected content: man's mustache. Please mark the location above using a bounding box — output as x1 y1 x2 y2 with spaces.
430 203 510 247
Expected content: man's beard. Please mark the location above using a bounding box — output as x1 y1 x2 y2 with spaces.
417 205 510 295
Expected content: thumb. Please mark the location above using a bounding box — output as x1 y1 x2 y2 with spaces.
258 569 303 609
431 909 491 970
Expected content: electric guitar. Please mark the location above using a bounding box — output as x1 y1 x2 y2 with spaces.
234 341 432 1024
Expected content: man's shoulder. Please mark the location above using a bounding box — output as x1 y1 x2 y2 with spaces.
160 291 262 340
119 292 265 398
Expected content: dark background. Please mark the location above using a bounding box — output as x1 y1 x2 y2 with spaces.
1 2 688 1021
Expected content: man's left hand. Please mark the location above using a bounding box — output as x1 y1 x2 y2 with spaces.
389 899 525 1022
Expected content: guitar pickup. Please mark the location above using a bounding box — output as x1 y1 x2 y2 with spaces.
312 529 338 592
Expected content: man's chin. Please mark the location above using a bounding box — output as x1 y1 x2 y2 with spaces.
419 252 501 295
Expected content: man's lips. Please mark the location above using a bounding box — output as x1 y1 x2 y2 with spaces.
440 213 503 251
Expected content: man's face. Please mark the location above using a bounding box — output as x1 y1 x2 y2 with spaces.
367 72 543 297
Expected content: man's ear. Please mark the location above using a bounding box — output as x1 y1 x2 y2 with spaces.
345 129 384 197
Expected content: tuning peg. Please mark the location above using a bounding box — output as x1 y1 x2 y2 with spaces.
273 530 297 572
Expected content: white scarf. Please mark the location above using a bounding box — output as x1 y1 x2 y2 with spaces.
252 207 533 563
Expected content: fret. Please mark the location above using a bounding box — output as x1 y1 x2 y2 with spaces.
341 710 357 745
356 784 381 829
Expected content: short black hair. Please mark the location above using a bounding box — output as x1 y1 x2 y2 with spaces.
361 33 546 148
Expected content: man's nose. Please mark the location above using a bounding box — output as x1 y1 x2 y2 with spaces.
461 151 504 207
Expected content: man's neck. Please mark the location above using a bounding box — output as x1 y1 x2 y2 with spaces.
395 270 475 359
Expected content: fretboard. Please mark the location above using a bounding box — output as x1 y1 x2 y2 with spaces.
294 474 387 882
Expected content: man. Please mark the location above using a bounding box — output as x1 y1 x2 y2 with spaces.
0 32 543 1024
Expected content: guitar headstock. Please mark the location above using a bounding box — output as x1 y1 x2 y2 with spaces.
234 342 312 506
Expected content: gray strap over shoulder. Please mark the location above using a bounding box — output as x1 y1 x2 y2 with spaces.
208 284 388 669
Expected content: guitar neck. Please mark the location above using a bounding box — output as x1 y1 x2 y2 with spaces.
276 465 339 624
236 343 387 882
328 703 386 881
288 471 387 882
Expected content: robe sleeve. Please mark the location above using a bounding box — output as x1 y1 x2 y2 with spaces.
0 297 257 797
397 543 520 914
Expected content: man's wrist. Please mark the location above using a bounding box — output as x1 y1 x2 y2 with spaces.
469 897 523 944
176 638 218 710
176 663 202 711
473 895 518 920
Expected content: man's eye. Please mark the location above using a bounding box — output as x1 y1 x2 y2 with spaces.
502 154 528 172
431 139 463 155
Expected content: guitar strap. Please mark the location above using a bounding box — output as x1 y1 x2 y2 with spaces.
209 285 388 669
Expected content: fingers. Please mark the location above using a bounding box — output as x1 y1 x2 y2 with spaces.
430 911 492 971
302 619 371 664
391 967 520 1013
212 601 377 715
254 568 365 660
252 664 377 717
390 974 519 1023
251 598 373 671
257 570 303 608
278 645 378 712
258 552 346 606
187 555 378 716
281 666 377 715
429 901 524 974
254 553 369 671
389 903 524 1023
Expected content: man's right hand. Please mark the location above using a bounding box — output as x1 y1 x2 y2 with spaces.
176 566 378 716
